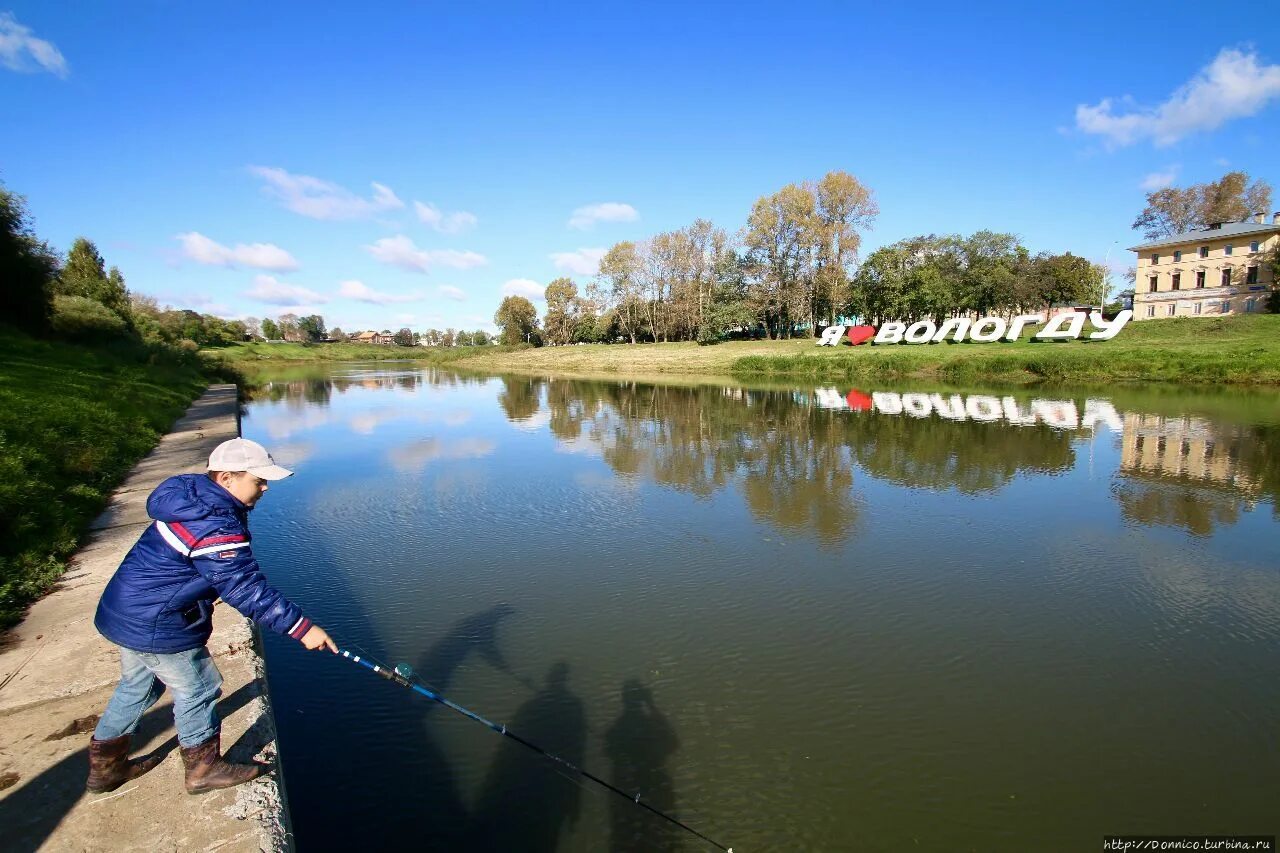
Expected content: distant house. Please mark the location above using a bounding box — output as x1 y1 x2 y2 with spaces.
352 330 395 345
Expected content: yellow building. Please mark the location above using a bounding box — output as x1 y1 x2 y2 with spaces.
1129 213 1279 320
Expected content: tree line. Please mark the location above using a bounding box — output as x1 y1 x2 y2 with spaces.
493 170 1114 347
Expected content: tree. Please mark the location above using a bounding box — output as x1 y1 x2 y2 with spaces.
277 313 301 341
1133 171 1273 239
0 183 59 334
472 329 491 346
244 316 263 339
261 317 280 339
455 329 474 346
299 314 326 342
55 239 131 323
1032 252 1106 311
597 242 645 343
393 327 414 346
543 277 579 345
494 295 540 345
422 328 441 346
441 327 456 347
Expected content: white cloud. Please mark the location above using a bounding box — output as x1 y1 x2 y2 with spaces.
364 235 488 273
501 278 544 301
248 166 404 220
395 313 415 324
0 13 68 77
415 201 478 234
1140 167 1180 191
550 247 607 276
1076 48 1280 147
389 437 497 472
176 232 300 272
437 285 467 301
338 279 423 305
246 274 329 305
568 202 639 230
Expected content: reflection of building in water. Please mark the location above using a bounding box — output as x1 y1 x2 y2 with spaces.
1120 413 1258 495
1115 413 1262 537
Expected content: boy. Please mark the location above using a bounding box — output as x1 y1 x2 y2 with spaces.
88 438 335 795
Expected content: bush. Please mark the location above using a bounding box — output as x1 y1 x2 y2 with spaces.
696 325 722 346
50 294 129 340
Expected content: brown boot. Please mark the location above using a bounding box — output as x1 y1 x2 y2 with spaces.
86 734 162 794
179 733 269 795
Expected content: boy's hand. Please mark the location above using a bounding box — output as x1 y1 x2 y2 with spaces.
301 624 338 653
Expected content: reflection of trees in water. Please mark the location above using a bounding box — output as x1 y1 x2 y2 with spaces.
1112 480 1243 537
842 414 1074 494
499 376 543 422
526 380 1078 545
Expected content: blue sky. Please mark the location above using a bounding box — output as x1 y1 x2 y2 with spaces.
2 1 1278 333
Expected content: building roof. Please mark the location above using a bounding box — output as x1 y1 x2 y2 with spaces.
1129 218 1280 251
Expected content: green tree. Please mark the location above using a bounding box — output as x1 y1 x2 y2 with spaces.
393 327 415 346
494 295 540 345
472 329 491 346
0 184 59 334
299 314 326 342
261 317 280 339
598 242 646 343
455 329 474 346
543 277 579 345
56 239 131 323
1032 252 1106 311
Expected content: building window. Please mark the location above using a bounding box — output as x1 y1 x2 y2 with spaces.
1195 270 1205 288
1221 269 1232 287
1167 304 1176 316
1173 250 1182 262
1147 305 1155 317
1250 241 1260 253
1225 244 1233 255
1199 246 1209 258
1246 265 1259 284
1151 253 1159 264
1172 273 1181 290
1194 302 1202 315
1149 275 1158 292
1221 301 1231 313
1246 298 1257 313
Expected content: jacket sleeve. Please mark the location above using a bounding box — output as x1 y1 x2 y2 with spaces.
190 539 312 642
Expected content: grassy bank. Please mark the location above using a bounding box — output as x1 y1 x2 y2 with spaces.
0 328 226 626
732 315 1280 385
207 316 1280 386
455 315 1280 386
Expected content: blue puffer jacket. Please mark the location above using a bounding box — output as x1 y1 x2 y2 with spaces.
95 474 311 654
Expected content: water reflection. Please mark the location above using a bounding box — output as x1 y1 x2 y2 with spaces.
247 367 1278 541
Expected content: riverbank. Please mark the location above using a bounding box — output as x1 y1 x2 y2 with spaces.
207 315 1280 386
0 328 237 627
0 385 287 852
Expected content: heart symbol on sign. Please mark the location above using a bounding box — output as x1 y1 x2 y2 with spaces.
845 325 876 346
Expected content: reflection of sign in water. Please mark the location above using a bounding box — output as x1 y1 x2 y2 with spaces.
817 311 1133 346
811 389 1124 431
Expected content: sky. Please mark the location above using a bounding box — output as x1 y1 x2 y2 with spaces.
2 1 1279 334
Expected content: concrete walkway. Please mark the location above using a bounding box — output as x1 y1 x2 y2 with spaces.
0 385 289 852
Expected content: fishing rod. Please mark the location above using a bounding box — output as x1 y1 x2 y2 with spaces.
337 649 733 852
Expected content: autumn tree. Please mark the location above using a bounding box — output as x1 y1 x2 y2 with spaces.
393 327 414 346
494 295 540 345
276 313 301 341
1133 171 1273 239
543 277 579 345
597 242 646 343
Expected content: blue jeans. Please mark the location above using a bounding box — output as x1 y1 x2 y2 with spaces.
94 645 224 748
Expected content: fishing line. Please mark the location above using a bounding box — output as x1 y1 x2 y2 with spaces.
337 648 733 852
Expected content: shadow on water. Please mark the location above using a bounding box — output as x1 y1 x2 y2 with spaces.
604 680 681 853
465 662 587 852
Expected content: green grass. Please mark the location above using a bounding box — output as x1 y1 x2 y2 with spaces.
731 315 1280 386
0 328 226 627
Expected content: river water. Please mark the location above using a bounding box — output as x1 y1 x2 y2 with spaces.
242 364 1280 851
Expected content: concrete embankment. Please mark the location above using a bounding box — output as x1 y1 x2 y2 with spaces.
0 384 290 852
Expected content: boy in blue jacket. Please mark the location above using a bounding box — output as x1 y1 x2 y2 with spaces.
88 438 336 795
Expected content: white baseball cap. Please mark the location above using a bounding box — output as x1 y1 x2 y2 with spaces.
207 438 293 480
